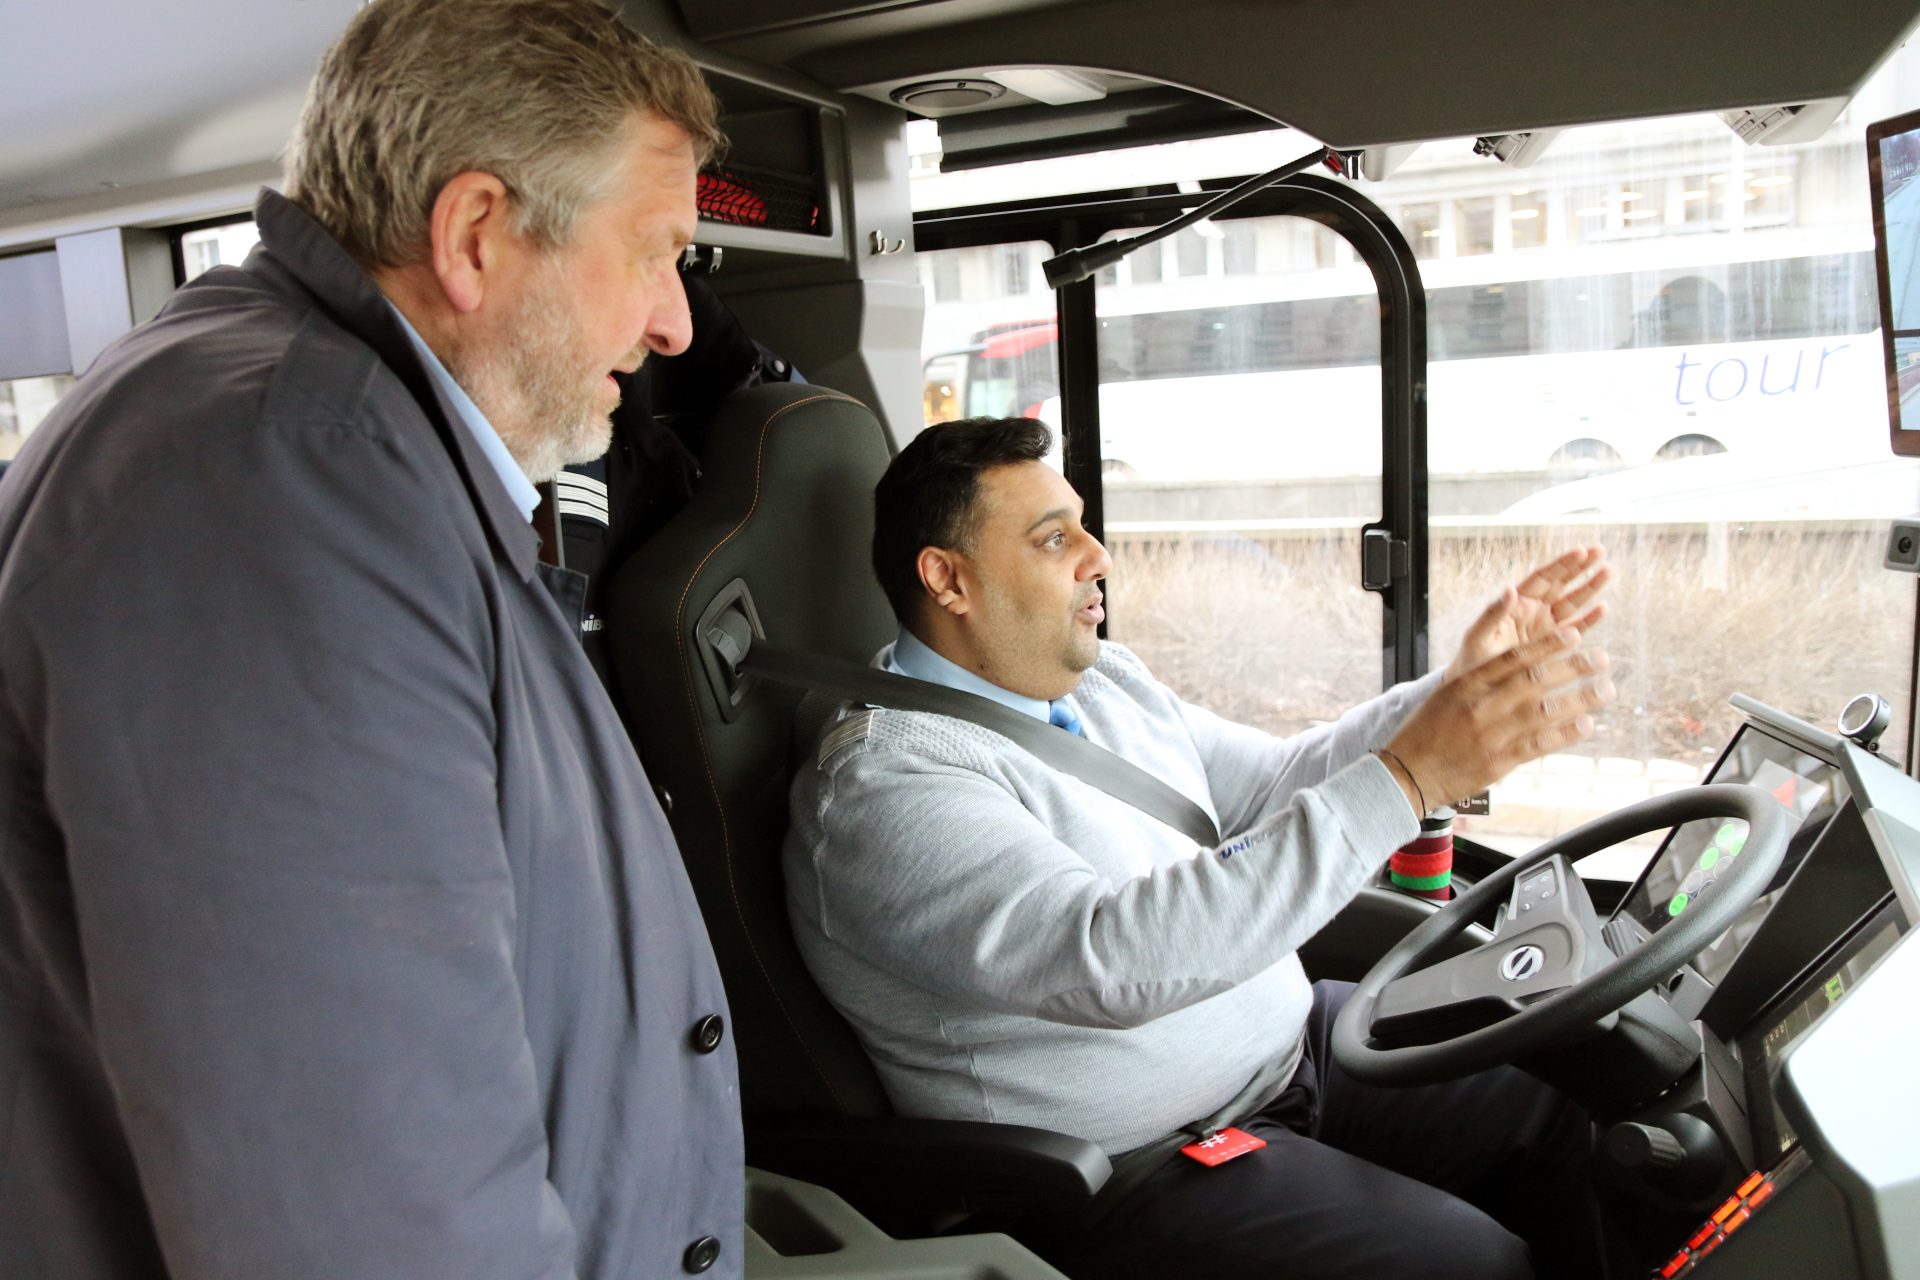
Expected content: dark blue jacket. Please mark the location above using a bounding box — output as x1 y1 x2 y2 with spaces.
0 190 743 1278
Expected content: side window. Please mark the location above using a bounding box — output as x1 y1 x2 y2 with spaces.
1094 216 1388 732
177 221 261 284
0 375 76 463
918 240 1059 428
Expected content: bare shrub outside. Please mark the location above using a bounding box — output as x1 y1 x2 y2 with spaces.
1106 517 1910 844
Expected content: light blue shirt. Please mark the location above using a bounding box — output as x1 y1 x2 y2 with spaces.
886 627 1061 724
388 304 541 524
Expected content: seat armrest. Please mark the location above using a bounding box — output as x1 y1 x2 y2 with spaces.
747 1115 1112 1215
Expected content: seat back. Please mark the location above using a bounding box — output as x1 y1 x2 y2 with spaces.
603 382 898 1122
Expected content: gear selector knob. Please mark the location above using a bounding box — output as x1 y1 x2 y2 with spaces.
1607 1121 1686 1169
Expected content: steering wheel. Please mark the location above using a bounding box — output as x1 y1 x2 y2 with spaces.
1332 784 1792 1086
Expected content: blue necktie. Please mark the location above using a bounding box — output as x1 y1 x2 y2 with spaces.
1048 701 1085 737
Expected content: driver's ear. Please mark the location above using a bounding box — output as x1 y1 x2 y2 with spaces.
918 546 970 617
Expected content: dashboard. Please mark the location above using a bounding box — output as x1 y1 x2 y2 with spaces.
1593 698 1917 1279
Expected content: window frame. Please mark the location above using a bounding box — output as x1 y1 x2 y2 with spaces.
915 173 1433 685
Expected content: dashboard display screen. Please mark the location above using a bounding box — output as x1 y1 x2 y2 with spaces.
1623 727 1846 981
1742 911 1902 1160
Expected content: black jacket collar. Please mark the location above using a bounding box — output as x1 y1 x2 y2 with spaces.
248 188 540 581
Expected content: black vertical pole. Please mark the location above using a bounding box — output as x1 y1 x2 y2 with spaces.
1055 266 1107 632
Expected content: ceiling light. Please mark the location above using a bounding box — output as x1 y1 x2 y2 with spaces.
1682 190 1709 202
1750 174 1793 189
1623 209 1660 221
1508 208 1540 220
889 79 1006 112
989 68 1107 106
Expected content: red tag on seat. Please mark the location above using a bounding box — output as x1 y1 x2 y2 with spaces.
1179 1126 1267 1166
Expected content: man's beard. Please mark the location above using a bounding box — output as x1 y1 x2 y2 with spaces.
447 259 639 484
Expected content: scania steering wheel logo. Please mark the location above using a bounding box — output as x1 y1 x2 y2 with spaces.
1499 944 1547 982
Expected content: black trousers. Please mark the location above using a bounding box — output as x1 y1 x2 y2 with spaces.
1030 981 1606 1280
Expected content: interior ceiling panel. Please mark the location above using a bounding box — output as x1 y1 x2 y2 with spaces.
671 0 1080 46
694 0 1920 147
0 0 362 214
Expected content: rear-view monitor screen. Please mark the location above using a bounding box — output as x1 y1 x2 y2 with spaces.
1867 106 1920 454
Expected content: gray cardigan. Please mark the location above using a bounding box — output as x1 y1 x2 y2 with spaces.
786 642 1433 1155
0 191 742 1279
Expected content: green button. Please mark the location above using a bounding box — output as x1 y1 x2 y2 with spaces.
1824 976 1845 1004
1669 892 1691 917
1699 847 1720 871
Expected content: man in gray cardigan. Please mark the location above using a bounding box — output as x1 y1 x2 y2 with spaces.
786 417 1618 1279
0 2 742 1276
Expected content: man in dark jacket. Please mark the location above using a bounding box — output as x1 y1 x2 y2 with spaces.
0 1 743 1276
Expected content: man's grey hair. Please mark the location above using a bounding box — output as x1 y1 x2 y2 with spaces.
285 0 724 269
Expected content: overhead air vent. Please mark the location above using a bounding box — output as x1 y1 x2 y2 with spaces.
890 79 1007 114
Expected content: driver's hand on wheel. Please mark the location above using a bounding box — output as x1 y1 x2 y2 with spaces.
1379 628 1614 819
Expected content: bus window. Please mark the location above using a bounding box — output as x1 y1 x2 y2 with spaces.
178 221 261 284
1367 74 1920 865
1091 216 1388 731
918 241 1057 429
0 375 75 462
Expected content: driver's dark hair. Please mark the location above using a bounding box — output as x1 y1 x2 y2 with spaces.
872 416 1053 629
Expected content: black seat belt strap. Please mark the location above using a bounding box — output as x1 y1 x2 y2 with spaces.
743 644 1222 848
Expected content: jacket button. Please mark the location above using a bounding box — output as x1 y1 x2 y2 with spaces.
690 1013 725 1054
683 1235 721 1273
655 785 673 815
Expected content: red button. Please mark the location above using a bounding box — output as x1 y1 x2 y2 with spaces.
1699 1233 1725 1257
1712 1197 1743 1224
1723 1206 1752 1235
1737 1171 1766 1198
1661 1250 1693 1277
1748 1180 1777 1209
1688 1223 1718 1249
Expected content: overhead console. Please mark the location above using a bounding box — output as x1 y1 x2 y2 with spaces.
692 69 848 268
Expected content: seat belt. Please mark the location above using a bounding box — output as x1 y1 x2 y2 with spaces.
741 643 1222 848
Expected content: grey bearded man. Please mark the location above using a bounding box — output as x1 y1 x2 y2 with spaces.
0 2 744 1276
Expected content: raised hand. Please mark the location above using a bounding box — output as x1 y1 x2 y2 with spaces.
1383 627 1616 817
1445 545 1611 683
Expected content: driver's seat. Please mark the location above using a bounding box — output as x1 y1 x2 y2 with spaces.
601 382 1109 1223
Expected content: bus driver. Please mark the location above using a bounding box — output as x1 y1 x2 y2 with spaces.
785 416 1619 1280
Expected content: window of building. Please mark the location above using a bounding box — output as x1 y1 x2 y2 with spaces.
1454 196 1495 255
1175 227 1211 277
1507 189 1547 249
1401 202 1443 259
1000 243 1032 296
1744 167 1796 228
931 252 963 302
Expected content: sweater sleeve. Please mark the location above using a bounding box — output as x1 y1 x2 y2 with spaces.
794 733 1419 1031
1171 668 1444 837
